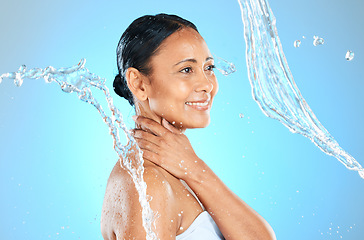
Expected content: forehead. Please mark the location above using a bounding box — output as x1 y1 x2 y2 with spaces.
152 28 211 62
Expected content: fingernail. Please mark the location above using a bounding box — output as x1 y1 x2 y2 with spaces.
132 115 137 121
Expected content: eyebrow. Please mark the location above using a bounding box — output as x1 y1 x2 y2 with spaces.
174 57 214 66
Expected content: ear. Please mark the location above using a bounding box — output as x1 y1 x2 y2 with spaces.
125 67 148 102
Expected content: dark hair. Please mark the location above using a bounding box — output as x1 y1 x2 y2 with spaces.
113 13 199 106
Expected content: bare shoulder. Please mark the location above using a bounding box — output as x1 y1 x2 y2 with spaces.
101 160 179 240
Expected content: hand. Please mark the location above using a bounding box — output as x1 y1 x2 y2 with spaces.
131 116 204 180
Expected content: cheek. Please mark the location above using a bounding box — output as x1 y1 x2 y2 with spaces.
148 92 176 110
149 85 190 115
147 73 194 106
157 83 190 102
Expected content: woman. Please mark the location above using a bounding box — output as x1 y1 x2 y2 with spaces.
101 13 276 240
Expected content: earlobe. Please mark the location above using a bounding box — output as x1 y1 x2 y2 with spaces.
125 67 148 101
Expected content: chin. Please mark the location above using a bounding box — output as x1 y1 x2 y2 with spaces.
183 118 211 129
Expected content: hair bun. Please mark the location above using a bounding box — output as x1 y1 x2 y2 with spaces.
113 74 124 97
113 73 134 106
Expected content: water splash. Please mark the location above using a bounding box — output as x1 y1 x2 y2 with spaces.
345 50 354 61
0 59 158 240
294 40 301 48
214 55 237 75
238 0 364 179
313 35 325 46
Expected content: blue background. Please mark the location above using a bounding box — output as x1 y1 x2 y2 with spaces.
1 0 363 239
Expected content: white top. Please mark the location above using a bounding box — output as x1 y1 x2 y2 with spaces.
177 180 224 240
176 211 225 240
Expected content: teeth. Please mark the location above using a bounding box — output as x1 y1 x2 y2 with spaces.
185 101 208 106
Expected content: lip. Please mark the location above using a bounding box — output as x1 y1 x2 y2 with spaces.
185 94 212 111
185 100 211 111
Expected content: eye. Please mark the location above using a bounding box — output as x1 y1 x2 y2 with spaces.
205 64 216 71
180 67 193 74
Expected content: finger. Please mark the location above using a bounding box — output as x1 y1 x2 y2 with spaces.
140 149 162 166
162 118 182 134
133 115 168 136
133 129 163 147
133 137 160 154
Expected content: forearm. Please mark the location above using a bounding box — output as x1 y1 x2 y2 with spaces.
131 116 275 239
185 159 276 240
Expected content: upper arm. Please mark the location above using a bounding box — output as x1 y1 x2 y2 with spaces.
101 163 178 240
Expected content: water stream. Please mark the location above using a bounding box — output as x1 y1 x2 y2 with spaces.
238 0 364 179
1 59 158 239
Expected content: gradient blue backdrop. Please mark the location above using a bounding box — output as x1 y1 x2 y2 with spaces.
1 0 363 239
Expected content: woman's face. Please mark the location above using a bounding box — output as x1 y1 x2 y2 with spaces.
144 27 218 130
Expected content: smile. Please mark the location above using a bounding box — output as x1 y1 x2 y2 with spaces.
185 101 209 106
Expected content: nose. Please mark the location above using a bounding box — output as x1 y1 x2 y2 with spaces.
195 70 214 93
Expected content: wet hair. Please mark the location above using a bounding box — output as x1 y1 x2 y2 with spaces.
113 13 199 106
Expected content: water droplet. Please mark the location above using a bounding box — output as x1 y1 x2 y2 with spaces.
345 50 354 61
44 75 51 83
214 56 236 76
313 36 324 46
61 83 74 93
14 73 23 87
294 40 301 48
18 65 26 73
239 113 244 118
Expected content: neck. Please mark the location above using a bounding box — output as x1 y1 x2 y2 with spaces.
134 101 186 133
134 102 162 129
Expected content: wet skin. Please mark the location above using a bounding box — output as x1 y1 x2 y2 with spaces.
101 27 275 240
101 27 219 239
